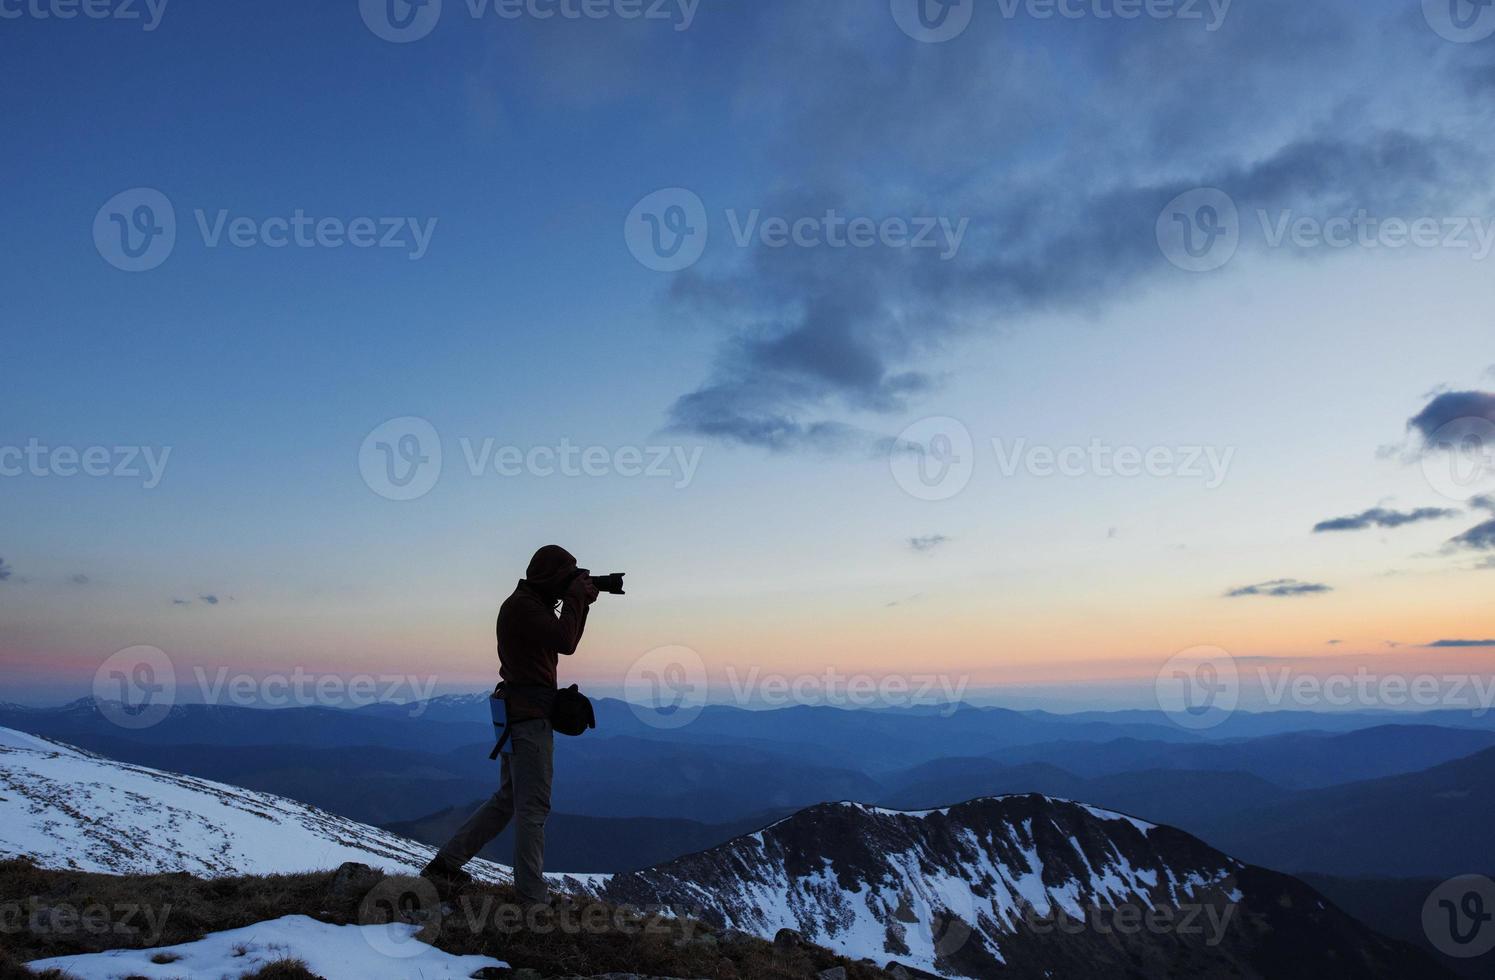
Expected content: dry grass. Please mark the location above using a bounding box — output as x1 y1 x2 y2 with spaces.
0 858 894 978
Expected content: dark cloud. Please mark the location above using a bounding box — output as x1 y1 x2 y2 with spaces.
646 0 1494 452
908 534 950 553
1473 495 1495 512
0 558 11 582
171 598 191 606
1408 391 1495 443
1449 518 1495 551
667 129 1479 449
1225 579 1333 598
1313 506 1461 533
200 594 220 605
67 574 90 586
1326 639 1342 645
1427 639 1495 648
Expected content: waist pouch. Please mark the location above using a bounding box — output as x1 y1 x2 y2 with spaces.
489 682 595 759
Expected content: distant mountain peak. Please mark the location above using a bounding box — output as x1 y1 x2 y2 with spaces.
599 793 1439 979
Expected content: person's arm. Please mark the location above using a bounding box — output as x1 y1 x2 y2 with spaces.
525 577 596 656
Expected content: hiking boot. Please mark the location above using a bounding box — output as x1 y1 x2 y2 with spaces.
419 856 473 895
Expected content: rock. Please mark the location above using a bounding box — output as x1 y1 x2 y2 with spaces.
884 965 913 979
817 968 847 980
717 928 755 945
773 927 806 949
326 861 379 898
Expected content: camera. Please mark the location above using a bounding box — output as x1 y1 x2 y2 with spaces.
587 572 626 595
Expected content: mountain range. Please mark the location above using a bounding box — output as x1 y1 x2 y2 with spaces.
0 726 1449 979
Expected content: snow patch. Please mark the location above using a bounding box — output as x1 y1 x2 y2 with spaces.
27 914 507 979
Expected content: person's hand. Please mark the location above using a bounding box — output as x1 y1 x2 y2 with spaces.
569 572 600 605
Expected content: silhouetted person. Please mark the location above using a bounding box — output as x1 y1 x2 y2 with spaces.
422 545 598 903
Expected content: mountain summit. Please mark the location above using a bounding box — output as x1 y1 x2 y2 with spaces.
598 795 1444 978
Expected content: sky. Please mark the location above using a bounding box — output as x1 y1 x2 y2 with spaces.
2 0 1494 712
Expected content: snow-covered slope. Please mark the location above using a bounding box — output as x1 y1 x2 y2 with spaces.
0 727 510 882
598 795 1437 979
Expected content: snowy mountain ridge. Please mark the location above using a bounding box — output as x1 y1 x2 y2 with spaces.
0 726 510 883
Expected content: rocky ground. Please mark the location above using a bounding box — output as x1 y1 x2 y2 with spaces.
0 858 928 980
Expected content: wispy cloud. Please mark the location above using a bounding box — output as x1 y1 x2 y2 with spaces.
1225 579 1332 598
908 534 950 553
67 573 90 586
1312 506 1461 533
171 594 231 608
1427 639 1495 648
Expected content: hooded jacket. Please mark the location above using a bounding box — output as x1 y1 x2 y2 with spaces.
498 545 589 718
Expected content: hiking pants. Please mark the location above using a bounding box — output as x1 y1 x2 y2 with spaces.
436 718 554 903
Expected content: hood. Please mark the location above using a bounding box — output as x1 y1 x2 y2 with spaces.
525 544 578 597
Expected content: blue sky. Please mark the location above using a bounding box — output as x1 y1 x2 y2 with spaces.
3 0 1495 707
